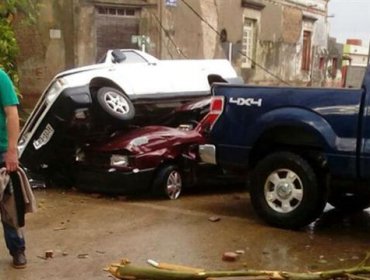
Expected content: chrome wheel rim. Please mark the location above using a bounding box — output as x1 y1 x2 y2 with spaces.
104 91 130 115
166 170 182 200
264 169 303 213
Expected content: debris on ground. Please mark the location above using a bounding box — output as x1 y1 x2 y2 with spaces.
53 226 67 231
147 259 204 273
208 216 221 222
77 253 89 259
222 252 239 262
106 252 370 280
45 250 54 259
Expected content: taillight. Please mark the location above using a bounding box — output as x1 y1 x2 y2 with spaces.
210 96 224 112
197 96 224 133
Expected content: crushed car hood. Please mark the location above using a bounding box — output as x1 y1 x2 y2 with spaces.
89 126 205 154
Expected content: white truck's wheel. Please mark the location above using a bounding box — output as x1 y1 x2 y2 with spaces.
96 87 135 120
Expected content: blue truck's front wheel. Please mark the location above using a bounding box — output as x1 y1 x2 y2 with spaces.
250 151 327 229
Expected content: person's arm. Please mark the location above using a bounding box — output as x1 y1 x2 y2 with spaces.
4 105 20 172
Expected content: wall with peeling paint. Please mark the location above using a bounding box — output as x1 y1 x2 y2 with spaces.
159 0 329 85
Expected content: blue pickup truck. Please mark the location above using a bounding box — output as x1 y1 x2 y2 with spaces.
199 66 370 229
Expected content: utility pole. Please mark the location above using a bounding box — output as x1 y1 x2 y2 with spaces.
367 39 370 65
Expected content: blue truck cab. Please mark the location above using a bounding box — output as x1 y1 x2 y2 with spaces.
200 66 370 229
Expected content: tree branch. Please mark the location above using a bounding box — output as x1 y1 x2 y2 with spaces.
106 254 370 280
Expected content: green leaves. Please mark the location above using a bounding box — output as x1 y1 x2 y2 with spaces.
0 0 40 93
0 18 19 83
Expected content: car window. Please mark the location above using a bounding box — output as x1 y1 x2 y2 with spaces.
97 50 148 64
119 51 148 63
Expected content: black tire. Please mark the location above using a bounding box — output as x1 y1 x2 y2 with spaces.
328 191 370 212
250 151 326 229
152 165 182 200
96 87 135 121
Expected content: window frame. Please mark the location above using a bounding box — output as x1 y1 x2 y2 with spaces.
301 30 312 71
241 17 257 69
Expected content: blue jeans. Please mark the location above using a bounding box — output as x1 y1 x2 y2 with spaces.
2 222 25 255
0 152 26 255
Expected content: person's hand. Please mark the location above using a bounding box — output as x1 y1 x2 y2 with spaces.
4 148 19 172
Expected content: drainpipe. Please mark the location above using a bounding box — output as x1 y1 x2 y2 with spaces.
158 0 163 58
310 46 315 86
228 42 232 61
367 40 370 66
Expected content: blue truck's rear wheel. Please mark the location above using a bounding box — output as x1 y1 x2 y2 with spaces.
250 151 327 229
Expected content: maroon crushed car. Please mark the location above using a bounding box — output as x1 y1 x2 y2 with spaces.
74 103 244 200
75 124 208 199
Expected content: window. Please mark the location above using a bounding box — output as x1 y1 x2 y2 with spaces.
331 57 338 78
242 18 257 69
97 6 138 17
319 57 325 70
302 30 312 71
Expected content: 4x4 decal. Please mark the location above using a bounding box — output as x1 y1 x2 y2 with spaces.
229 97 262 107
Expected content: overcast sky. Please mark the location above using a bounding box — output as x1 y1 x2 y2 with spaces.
328 0 370 46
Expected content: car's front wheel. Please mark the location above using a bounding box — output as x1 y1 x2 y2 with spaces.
96 87 135 121
153 165 183 200
250 151 326 229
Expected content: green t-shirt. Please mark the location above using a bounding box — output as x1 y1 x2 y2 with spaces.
0 69 19 152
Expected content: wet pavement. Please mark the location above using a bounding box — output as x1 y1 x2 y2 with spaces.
1 186 370 279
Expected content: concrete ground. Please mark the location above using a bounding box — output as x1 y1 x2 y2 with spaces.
1 186 370 279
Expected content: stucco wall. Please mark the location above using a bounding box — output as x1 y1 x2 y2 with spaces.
217 1 243 42
14 0 74 107
161 0 206 59
74 2 96 66
260 4 283 42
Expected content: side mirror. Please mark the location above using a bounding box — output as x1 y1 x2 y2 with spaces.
207 74 228 86
111 49 126 63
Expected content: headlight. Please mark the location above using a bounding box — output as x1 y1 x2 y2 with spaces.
110 154 129 167
75 149 85 162
45 78 67 105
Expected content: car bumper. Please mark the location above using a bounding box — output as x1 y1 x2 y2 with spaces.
199 144 216 165
76 166 155 194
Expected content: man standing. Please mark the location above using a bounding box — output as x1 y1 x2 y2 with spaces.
0 68 27 269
